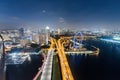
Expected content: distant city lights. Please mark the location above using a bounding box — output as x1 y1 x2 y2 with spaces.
101 39 120 43
113 35 120 40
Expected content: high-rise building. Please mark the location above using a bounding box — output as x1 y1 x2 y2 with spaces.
19 28 24 37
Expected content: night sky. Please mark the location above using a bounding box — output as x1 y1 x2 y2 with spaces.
0 0 120 30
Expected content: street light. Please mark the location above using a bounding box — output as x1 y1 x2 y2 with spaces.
0 34 5 80
46 26 49 30
45 26 49 45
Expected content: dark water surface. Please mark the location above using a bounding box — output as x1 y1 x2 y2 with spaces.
67 39 120 80
6 55 43 80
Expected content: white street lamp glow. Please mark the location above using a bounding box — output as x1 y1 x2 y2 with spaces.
45 26 49 44
46 26 49 30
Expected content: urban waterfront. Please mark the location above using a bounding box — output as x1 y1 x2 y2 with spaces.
1 0 120 79
67 39 120 80
3 38 120 80
6 54 43 80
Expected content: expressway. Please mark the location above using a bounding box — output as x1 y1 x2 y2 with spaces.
54 38 74 80
40 50 54 80
34 37 74 80
40 36 97 80
39 38 54 80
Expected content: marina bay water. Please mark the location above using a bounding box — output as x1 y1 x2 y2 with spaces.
67 39 120 80
6 54 43 80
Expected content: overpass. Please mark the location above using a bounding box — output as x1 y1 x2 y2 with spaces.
40 50 54 80
54 38 74 80
33 38 55 80
33 35 99 80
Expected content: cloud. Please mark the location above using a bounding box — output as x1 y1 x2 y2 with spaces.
59 17 65 23
10 17 20 20
42 10 46 13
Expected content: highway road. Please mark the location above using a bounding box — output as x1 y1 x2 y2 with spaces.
54 38 74 80
40 50 54 80
40 38 54 80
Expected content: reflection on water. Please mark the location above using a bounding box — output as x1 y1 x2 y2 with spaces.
6 55 43 80
67 39 120 80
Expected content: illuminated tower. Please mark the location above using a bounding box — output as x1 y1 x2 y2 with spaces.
45 26 49 45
